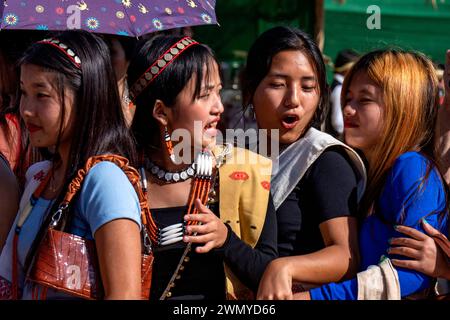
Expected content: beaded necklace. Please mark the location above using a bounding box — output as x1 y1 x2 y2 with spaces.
144 158 195 184
140 150 218 299
140 151 215 247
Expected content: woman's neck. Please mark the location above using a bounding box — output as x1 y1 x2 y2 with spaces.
58 141 71 168
148 147 193 172
362 148 375 169
40 143 71 200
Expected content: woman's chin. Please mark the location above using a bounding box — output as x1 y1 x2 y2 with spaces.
203 138 217 150
279 131 302 145
29 138 48 149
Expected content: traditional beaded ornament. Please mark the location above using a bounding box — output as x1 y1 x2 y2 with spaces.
37 38 81 68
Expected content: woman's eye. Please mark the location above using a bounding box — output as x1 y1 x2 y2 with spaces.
303 86 316 92
269 83 284 88
37 93 50 98
199 93 210 99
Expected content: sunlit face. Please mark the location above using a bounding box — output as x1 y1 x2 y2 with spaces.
19 64 75 150
253 50 320 145
343 71 384 158
166 61 223 151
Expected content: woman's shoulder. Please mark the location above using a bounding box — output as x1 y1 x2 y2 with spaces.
390 151 436 179
220 146 272 172
316 146 354 163
83 160 133 186
393 151 429 166
310 146 359 177
385 151 444 194
75 160 141 237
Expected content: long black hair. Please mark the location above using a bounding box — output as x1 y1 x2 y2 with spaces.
20 30 136 173
241 26 329 131
21 30 137 270
128 35 218 160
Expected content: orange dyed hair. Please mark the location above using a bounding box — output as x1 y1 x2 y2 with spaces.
342 49 442 218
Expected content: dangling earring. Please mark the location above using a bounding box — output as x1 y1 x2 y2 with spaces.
248 103 256 120
164 126 176 163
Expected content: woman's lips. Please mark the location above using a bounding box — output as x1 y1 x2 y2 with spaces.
280 115 300 129
344 121 358 128
204 118 220 137
26 123 42 133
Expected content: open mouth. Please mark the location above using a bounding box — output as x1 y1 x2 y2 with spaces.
281 115 299 129
204 119 219 137
204 121 217 130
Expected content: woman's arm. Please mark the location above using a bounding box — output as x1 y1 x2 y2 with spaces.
257 149 361 300
221 195 278 292
390 220 450 280
257 216 359 300
305 154 448 300
0 159 19 250
79 161 144 300
0 118 21 171
185 194 278 291
95 219 142 300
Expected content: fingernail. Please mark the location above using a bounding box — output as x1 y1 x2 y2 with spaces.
379 255 387 262
388 238 393 244
422 218 429 224
394 225 399 230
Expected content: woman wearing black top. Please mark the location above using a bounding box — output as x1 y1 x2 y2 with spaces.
241 26 367 299
127 35 277 300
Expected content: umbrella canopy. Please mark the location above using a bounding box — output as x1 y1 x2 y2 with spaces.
0 0 217 37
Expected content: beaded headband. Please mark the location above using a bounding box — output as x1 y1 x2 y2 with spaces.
37 38 81 68
129 37 199 102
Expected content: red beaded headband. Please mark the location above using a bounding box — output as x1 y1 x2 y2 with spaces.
37 38 81 68
129 37 199 102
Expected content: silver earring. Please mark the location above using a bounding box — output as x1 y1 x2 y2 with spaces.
247 103 256 120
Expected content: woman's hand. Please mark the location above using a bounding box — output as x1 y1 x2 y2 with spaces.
183 199 228 253
389 220 450 279
256 258 293 300
292 291 311 300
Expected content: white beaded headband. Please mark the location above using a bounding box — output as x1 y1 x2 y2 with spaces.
38 38 81 68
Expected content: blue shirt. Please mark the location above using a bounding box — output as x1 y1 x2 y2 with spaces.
310 152 449 300
0 161 141 299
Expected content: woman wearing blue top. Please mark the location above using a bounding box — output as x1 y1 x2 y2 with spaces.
294 49 449 300
0 31 142 300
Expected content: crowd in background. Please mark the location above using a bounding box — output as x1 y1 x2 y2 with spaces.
0 25 449 300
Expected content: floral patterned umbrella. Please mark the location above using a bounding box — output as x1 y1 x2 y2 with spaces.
0 0 217 37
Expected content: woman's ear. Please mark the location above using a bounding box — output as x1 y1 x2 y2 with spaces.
153 99 170 126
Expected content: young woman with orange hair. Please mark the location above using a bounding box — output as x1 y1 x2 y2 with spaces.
295 49 449 300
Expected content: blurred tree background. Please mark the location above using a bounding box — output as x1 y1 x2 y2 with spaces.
193 0 450 85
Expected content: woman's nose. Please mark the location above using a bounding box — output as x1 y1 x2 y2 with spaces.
212 93 224 115
342 101 356 117
284 86 300 109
